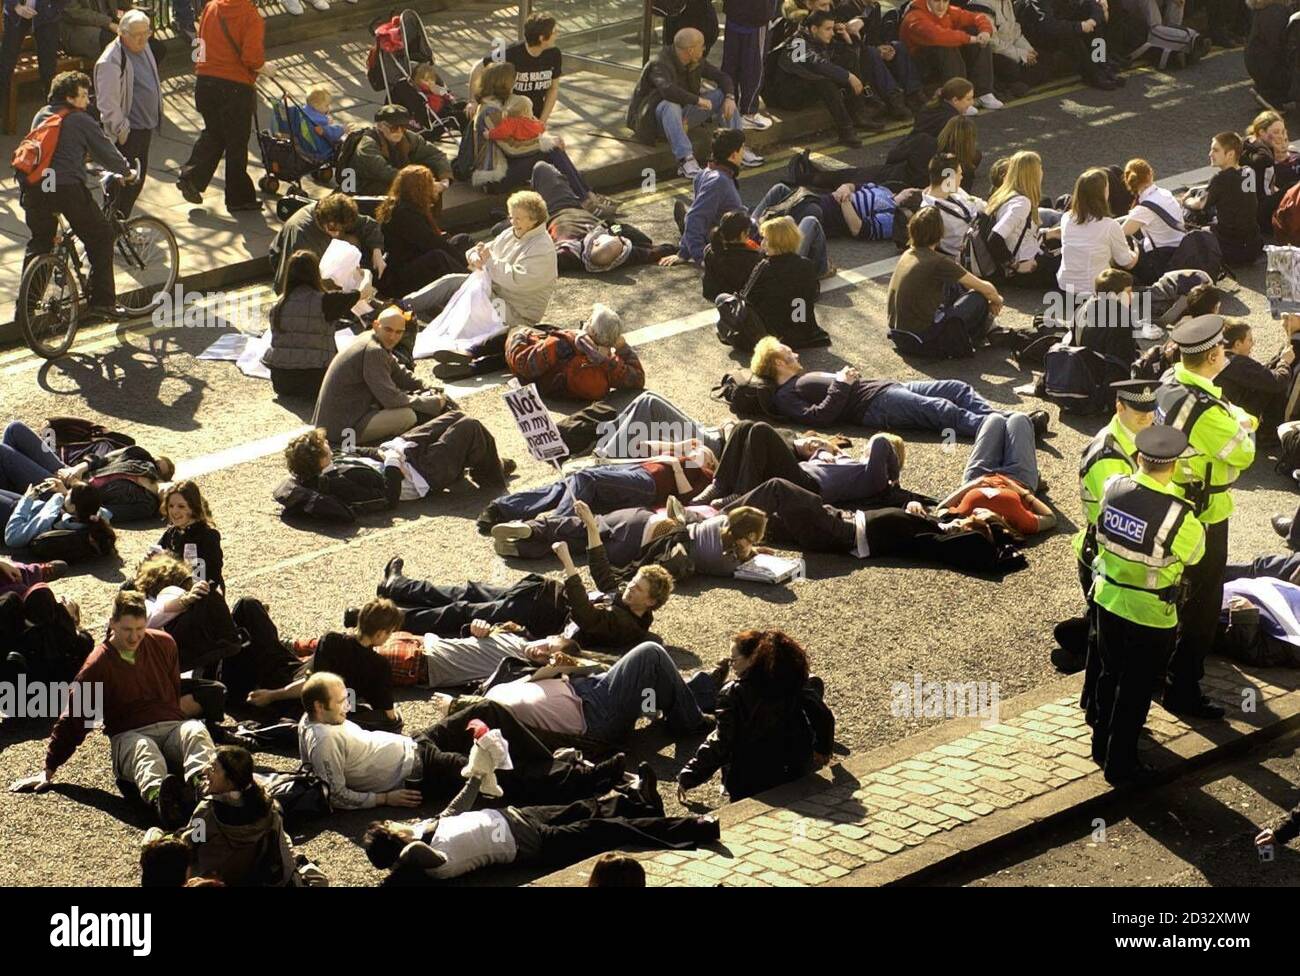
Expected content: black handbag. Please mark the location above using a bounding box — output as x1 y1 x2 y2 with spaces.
265 767 332 828
715 258 770 351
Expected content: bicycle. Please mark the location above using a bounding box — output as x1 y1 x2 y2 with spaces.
16 167 180 359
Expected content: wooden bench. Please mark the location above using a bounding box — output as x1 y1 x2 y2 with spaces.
2 30 86 135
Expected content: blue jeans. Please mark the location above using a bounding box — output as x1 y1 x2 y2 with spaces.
571 641 715 741
751 184 829 274
493 466 657 521
863 42 922 97
963 413 1039 489
860 380 1001 437
0 421 61 494
656 88 743 161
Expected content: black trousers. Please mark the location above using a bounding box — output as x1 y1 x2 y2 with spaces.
663 0 719 54
523 794 715 868
766 75 855 135
914 43 994 96
0 11 58 103
114 128 152 218
385 573 566 638
713 421 817 497
22 182 117 306
225 597 304 704
414 699 615 806
269 366 328 400
1224 553 1300 583
1092 607 1171 777
1167 518 1227 702
1077 559 1102 724
723 478 855 553
180 75 256 207
404 411 504 491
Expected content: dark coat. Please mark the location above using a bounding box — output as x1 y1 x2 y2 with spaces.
703 241 763 301
377 201 470 297
745 252 828 348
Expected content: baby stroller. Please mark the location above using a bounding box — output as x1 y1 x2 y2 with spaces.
366 8 466 142
255 77 339 197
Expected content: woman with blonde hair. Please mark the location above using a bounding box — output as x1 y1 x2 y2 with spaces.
1045 166 1137 298
986 150 1060 287
1243 109 1300 234
723 215 828 350
1119 158 1186 283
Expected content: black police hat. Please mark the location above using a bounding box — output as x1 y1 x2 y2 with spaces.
1111 379 1158 412
1135 424 1189 463
1169 314 1224 354
375 104 411 125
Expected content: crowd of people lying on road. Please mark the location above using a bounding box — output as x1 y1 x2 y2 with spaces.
12 0 1300 885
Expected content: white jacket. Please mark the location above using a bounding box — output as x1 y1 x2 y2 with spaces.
486 222 559 329
986 0 1035 63
94 38 165 145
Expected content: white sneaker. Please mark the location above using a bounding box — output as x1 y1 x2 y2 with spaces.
282 0 304 14
740 147 765 167
1136 321 1165 341
851 510 870 559
677 155 702 178
975 93 1004 110
742 112 773 130
308 0 328 9
963 104 979 116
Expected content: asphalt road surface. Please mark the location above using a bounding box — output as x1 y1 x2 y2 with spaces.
2 48 1297 887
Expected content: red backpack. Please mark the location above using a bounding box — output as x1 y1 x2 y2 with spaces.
1273 181 1300 245
12 108 70 186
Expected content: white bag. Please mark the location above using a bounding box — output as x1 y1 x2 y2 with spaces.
412 270 505 360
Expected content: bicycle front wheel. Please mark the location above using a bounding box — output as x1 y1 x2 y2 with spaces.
113 215 179 315
17 253 81 359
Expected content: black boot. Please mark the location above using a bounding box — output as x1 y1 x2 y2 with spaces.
883 88 912 122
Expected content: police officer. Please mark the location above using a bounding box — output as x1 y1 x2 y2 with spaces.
1068 380 1158 721
1092 425 1205 786
1155 315 1257 719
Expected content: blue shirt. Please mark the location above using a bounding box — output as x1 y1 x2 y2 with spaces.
679 165 744 263
125 46 160 131
799 436 900 504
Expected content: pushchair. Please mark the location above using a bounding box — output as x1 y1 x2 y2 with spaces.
254 77 339 197
366 8 466 142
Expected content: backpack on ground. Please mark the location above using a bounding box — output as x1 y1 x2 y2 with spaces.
887 313 976 360
12 108 69 187
28 527 97 563
1274 181 1300 245
265 768 332 828
712 369 776 418
1041 343 1130 414
1140 24 1210 69
1165 229 1224 280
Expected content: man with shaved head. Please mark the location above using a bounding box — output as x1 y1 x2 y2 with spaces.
626 27 763 178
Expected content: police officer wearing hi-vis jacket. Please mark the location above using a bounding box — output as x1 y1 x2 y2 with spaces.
1091 425 1205 787
1155 315 1257 720
1072 380 1157 724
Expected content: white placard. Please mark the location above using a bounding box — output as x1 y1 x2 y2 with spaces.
503 382 569 464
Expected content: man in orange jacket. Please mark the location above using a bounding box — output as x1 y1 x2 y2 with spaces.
900 0 1002 110
506 303 646 401
177 0 266 213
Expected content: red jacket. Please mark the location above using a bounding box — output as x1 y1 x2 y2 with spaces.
196 0 265 86
45 631 186 774
900 5 993 54
506 329 646 401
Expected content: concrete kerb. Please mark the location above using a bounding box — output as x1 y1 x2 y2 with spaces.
529 665 1300 887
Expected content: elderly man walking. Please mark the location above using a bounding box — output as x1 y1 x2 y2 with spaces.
94 10 162 217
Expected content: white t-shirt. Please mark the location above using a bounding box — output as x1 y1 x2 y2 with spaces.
484 677 588 735
414 810 517 880
1056 213 1135 295
921 189 985 258
990 194 1040 266
145 585 188 628
1124 185 1186 251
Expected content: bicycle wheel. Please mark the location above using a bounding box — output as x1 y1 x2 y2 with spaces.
17 253 81 359
113 215 179 315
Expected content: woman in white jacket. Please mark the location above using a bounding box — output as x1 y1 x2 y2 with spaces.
1045 167 1137 307
985 0 1038 99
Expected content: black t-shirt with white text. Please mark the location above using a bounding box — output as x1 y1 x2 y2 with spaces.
483 43 563 118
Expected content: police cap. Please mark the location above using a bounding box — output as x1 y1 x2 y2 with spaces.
1169 314 1225 354
1135 424 1189 463
1111 379 1158 411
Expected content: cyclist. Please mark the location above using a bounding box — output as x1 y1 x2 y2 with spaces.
20 70 139 323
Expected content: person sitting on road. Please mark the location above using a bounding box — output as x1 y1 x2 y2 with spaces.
985 149 1061 289
886 206 1003 347
0 579 92 686
625 27 761 178
1242 110 1300 236
740 217 831 340
376 548 674 649
750 337 1048 438
19 70 138 323
375 165 471 299
275 418 514 521
921 152 985 258
702 209 762 300
10 590 217 831
1180 131 1263 267
1119 158 1186 285
262 250 367 401
183 746 308 887
900 0 1001 112
677 629 834 802
661 128 751 266
1042 166 1138 300
268 192 385 295
1013 0 1123 91
350 103 452 197
501 303 645 400
1216 317 1296 440
310 306 448 447
297 670 626 810
154 480 224 593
